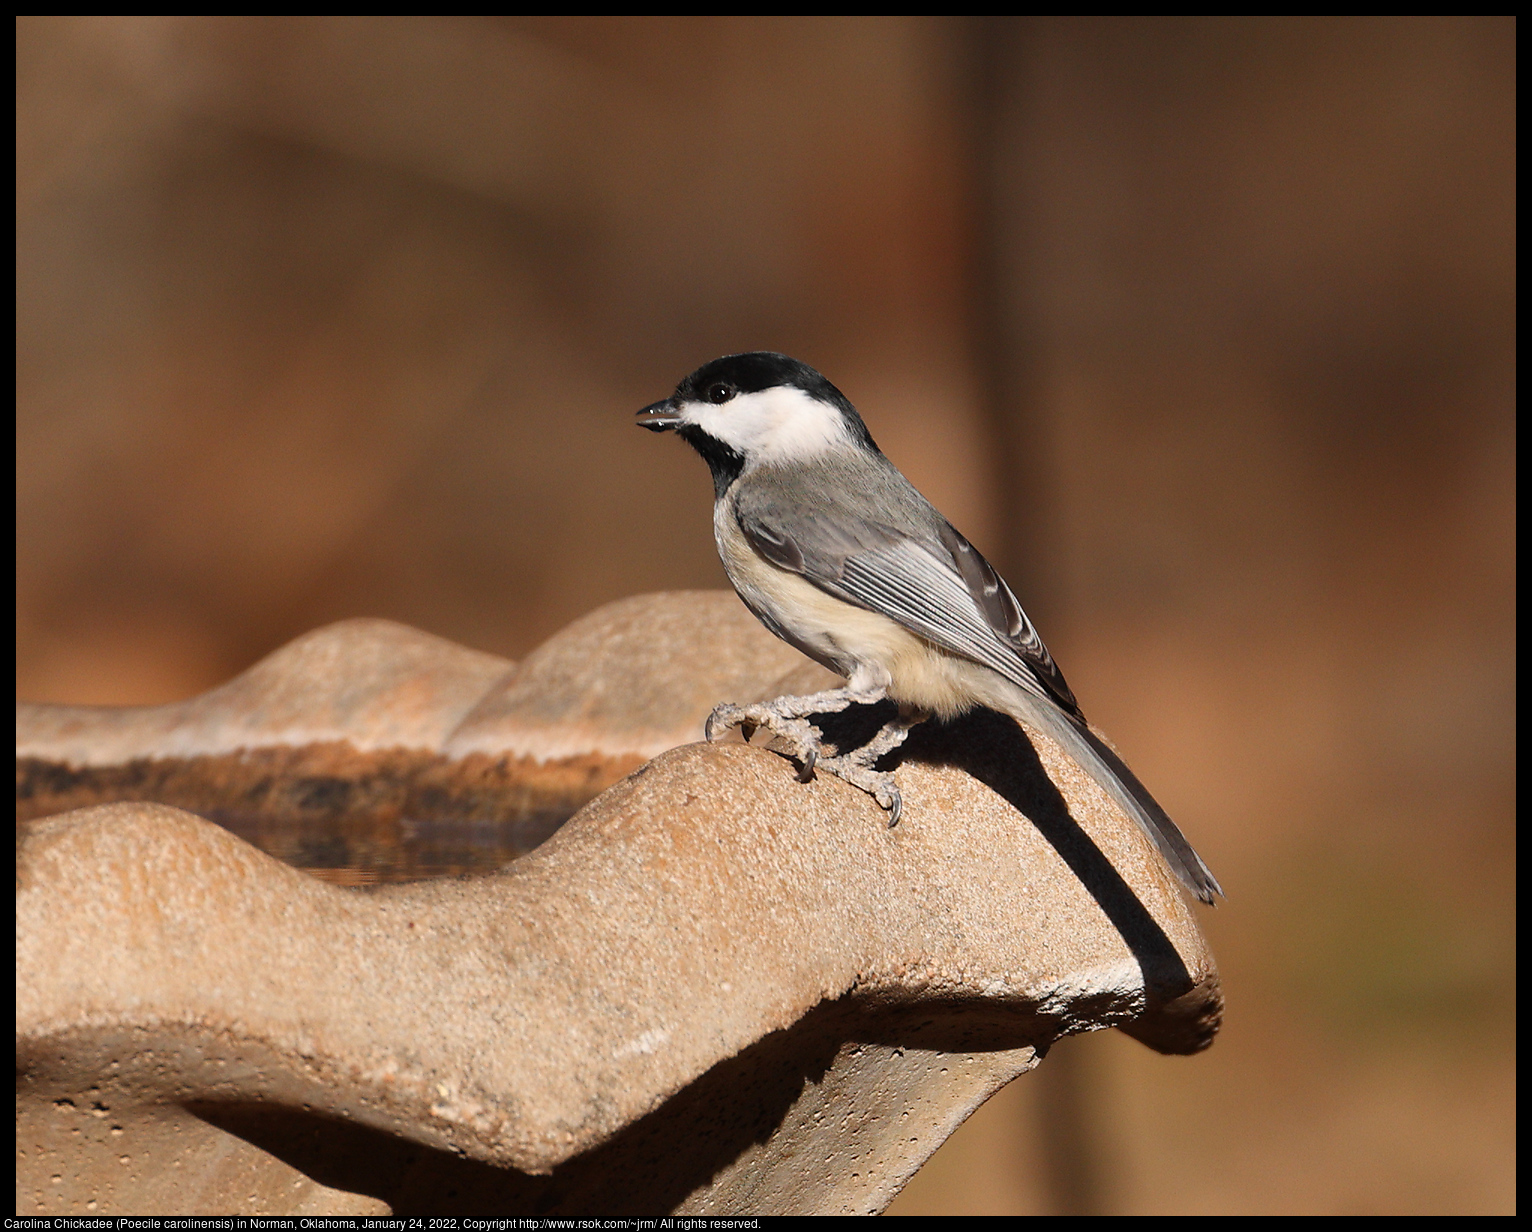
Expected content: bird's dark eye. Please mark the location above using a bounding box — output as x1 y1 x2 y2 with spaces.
706 382 737 405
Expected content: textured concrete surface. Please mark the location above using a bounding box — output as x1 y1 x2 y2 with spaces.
444 590 818 760
16 593 810 770
15 591 1220 1215
16 617 519 765
16 594 819 832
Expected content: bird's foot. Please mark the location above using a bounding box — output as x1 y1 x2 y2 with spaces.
809 753 904 826
705 701 824 783
706 698 927 824
814 707 928 826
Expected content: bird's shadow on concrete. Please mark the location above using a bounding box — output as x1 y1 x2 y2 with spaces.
811 701 1195 1003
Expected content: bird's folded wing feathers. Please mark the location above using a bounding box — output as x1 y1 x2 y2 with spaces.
734 499 1078 715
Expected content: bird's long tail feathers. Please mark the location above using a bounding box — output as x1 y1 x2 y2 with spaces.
1007 698 1224 905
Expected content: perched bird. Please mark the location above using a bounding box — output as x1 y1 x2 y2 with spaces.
637 352 1222 904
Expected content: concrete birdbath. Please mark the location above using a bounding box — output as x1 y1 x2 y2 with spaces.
16 591 1220 1216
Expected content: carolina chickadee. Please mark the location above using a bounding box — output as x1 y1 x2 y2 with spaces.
638 352 1222 904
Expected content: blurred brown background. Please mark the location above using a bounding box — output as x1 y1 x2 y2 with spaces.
16 16 1514 1215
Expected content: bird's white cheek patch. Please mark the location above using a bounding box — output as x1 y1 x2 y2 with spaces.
688 387 851 462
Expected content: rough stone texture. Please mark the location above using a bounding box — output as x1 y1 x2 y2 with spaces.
445 591 820 761
15 591 1220 1216
16 594 822 836
16 593 816 771
15 618 520 765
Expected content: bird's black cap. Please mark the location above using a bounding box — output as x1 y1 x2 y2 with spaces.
672 353 881 454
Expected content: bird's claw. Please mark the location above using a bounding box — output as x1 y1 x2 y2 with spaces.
796 745 817 783
703 703 740 743
812 750 903 827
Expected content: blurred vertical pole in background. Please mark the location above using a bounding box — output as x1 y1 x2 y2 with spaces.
965 17 1068 628
966 16 1104 1217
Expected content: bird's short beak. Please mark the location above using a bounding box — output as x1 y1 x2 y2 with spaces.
636 399 681 431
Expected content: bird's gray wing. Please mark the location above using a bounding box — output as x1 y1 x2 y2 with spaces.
734 495 1080 717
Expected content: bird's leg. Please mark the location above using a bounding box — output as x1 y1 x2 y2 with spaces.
705 681 888 785
813 705 931 827
848 704 930 767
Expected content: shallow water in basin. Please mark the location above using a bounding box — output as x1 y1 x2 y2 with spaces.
203 808 576 886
